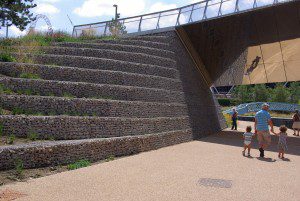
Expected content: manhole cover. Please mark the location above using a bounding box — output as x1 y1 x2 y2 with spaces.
198 178 232 188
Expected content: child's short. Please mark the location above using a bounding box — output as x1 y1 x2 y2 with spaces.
244 141 251 146
278 142 288 151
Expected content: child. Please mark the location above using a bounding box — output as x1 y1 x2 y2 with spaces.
275 125 288 159
242 126 255 156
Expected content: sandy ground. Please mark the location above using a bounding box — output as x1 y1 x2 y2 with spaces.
1 122 299 201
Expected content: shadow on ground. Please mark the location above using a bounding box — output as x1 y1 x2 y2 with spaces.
199 130 300 156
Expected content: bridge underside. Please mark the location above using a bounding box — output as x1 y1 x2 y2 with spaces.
179 0 300 86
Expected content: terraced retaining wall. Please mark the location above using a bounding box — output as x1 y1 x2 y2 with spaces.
0 95 188 118
0 62 181 91
0 77 185 103
0 115 190 140
0 130 193 170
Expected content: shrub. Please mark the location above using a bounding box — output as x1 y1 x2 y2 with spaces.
0 53 16 62
218 99 232 107
221 113 232 127
67 160 91 170
15 159 24 177
19 72 40 79
7 134 15 144
27 131 39 141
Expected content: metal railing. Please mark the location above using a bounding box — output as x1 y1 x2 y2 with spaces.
72 0 292 37
223 102 300 115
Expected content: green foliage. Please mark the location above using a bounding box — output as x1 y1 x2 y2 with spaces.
12 108 24 115
223 113 232 127
289 82 300 104
105 155 115 162
7 134 15 144
63 93 75 99
0 53 16 62
0 0 36 31
253 84 269 102
232 85 253 104
19 72 40 79
0 123 3 137
27 131 39 141
108 19 127 37
0 84 12 95
67 160 91 170
15 159 24 177
218 99 232 107
271 84 291 103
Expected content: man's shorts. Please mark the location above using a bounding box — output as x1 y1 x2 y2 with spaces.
257 131 271 146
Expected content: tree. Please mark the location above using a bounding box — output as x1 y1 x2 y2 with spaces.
289 82 300 104
271 84 291 103
253 84 269 102
0 0 37 37
232 85 253 104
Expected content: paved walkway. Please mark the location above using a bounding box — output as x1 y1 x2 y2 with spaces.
1 124 299 201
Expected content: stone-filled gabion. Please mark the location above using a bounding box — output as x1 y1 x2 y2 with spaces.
0 32 225 170
0 115 190 140
0 77 185 103
0 130 193 170
54 41 175 58
0 62 182 91
0 95 188 118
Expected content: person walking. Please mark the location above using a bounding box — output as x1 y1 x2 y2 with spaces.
292 109 300 136
254 103 274 158
231 108 238 130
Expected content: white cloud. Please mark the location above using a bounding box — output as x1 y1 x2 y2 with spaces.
149 2 177 12
35 3 60 14
9 26 27 37
73 0 146 18
37 0 60 2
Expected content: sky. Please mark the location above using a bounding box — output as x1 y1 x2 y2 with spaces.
0 0 278 37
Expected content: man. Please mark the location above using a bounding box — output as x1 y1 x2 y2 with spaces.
231 108 238 130
254 103 274 158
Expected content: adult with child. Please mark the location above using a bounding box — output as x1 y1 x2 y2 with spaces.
254 103 274 158
292 109 300 136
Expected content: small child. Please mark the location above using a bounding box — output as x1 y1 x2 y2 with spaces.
242 126 255 156
275 125 288 159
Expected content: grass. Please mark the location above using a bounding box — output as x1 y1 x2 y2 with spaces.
27 132 39 141
67 160 91 170
19 72 40 79
15 159 24 178
7 134 15 145
0 31 118 48
0 123 3 138
105 155 115 162
63 93 75 99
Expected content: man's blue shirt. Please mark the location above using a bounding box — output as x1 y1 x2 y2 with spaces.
255 110 271 131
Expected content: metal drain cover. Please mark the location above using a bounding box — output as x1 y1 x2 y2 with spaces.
198 178 232 188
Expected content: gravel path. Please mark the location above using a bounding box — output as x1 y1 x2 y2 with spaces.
1 125 299 201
